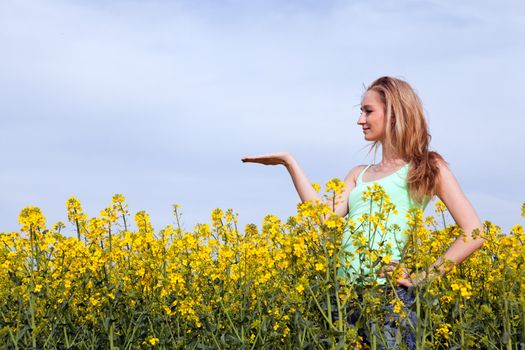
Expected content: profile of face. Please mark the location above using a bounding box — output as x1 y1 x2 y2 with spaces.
357 90 387 142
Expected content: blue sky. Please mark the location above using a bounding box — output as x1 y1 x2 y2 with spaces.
1 0 524 235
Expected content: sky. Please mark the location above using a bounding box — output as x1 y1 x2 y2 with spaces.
1 0 524 236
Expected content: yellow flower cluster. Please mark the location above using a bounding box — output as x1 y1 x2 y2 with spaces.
434 322 452 347
450 280 473 299
1 189 523 349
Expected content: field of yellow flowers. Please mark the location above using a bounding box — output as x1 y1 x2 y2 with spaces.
1 181 524 349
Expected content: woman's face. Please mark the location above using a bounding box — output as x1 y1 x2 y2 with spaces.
357 90 387 142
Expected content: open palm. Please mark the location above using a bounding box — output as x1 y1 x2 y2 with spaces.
241 152 291 166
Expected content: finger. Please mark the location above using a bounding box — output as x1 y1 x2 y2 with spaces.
242 157 266 163
379 267 393 278
380 268 392 276
397 278 412 287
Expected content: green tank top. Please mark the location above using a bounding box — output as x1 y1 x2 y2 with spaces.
338 163 430 286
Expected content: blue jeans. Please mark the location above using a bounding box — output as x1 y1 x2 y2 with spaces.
330 285 417 350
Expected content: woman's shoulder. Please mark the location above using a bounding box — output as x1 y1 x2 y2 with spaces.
347 164 369 185
434 157 451 176
430 155 456 196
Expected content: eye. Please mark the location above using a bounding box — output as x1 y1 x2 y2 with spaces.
359 108 372 118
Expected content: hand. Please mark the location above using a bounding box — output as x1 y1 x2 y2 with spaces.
379 261 424 287
241 152 292 166
396 268 415 287
396 267 428 287
378 260 399 280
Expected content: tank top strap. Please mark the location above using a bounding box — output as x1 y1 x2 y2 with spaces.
356 164 373 184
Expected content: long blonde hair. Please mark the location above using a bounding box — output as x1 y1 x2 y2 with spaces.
365 76 444 204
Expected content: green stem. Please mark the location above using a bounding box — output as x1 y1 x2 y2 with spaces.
306 284 337 330
8 327 19 350
521 296 525 350
63 326 70 348
29 289 37 349
109 321 115 350
75 217 81 241
504 296 512 350
221 300 242 342
459 298 465 348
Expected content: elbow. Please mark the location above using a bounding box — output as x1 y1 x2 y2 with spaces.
464 224 485 250
473 237 486 250
467 230 486 251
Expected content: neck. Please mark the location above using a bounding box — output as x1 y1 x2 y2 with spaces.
379 146 405 166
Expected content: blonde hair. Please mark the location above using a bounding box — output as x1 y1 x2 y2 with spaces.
365 76 444 204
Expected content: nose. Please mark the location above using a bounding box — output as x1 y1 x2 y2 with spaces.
357 112 366 125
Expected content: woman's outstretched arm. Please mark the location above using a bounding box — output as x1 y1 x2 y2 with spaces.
242 152 320 204
241 152 362 218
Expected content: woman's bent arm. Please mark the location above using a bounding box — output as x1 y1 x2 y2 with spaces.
432 161 485 269
396 161 485 286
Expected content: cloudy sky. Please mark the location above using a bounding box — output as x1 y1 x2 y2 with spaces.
1 0 523 236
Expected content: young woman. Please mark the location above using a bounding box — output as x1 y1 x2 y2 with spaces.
241 76 484 348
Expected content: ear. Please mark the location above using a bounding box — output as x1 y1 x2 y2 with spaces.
391 114 396 126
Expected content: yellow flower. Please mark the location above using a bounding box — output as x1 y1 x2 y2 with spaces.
53 221 65 232
390 298 405 315
135 211 154 233
435 323 451 340
440 295 452 304
112 193 129 218
100 206 118 224
112 193 126 205
66 197 85 219
225 209 237 224
143 336 160 346
451 281 472 299
325 178 346 195
89 296 100 307
283 326 290 337
211 208 224 227
434 200 447 213
511 224 524 242
18 206 46 233
460 286 472 299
